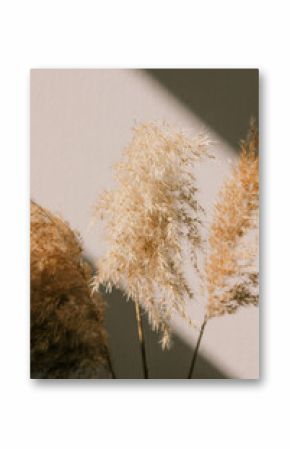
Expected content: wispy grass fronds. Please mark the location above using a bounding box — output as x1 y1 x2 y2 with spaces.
30 201 111 378
188 121 259 378
205 121 259 319
94 122 211 348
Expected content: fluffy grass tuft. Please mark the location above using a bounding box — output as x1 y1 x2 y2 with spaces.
94 122 211 348
31 201 109 378
205 121 259 318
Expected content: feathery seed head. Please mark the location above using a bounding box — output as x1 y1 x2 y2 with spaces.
31 201 109 378
205 121 259 319
94 122 211 348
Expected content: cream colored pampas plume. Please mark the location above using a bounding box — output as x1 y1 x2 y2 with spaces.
94 122 210 350
30 201 114 379
188 121 259 378
205 120 259 319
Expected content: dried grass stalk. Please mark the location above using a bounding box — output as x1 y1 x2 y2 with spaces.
94 122 210 348
205 120 259 319
30 200 111 378
188 121 259 378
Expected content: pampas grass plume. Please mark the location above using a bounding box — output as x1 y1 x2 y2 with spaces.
94 122 211 348
205 121 259 319
31 200 109 378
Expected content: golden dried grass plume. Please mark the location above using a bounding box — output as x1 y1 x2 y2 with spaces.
31 201 109 378
205 120 259 319
94 122 211 348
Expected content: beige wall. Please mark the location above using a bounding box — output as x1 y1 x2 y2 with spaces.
30 69 259 379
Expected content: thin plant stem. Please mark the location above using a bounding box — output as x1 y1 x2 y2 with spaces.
188 317 208 379
105 348 116 379
135 303 149 379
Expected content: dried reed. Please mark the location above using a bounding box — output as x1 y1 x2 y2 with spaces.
30 200 114 378
188 121 259 378
94 122 211 371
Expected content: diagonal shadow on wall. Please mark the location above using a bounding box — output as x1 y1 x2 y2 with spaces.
103 287 228 379
146 69 259 149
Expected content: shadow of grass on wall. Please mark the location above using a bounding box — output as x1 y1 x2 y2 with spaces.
103 287 228 379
